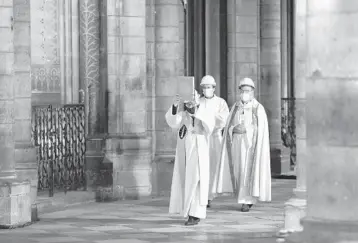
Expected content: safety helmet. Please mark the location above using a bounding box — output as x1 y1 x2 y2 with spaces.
200 75 216 87
239 77 255 89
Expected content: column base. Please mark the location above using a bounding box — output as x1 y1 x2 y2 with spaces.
85 136 107 190
151 153 175 197
278 197 306 237
103 136 153 201
0 179 32 228
271 145 291 175
286 217 358 243
14 143 38 223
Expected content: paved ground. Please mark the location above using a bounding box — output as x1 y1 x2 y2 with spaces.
0 179 294 243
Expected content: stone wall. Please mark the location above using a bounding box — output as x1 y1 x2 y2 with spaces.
150 0 182 196
227 0 260 106
153 1 181 160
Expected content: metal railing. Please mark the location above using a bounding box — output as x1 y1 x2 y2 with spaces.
31 104 86 197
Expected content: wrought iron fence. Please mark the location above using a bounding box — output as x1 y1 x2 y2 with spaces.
281 98 296 169
31 104 86 197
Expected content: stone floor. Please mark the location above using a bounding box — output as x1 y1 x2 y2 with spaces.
0 179 294 243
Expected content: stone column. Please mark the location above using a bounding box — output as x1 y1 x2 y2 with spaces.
0 0 16 181
13 0 38 221
288 0 358 242
105 0 152 199
146 0 156 161
154 1 180 159
0 0 31 227
150 0 181 196
227 0 260 107
280 0 307 235
260 0 290 175
79 0 101 136
79 0 106 192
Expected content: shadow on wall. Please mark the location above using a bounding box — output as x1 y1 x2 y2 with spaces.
97 136 153 201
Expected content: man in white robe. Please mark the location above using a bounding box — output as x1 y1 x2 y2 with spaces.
212 77 271 212
198 75 230 208
166 90 215 225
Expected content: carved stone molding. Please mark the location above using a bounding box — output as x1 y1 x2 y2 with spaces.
79 0 100 135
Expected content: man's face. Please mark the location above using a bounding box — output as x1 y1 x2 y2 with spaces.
201 84 215 98
239 85 254 103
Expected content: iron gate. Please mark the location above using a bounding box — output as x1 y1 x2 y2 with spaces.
31 104 86 197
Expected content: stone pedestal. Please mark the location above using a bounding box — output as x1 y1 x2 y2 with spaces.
0 180 31 228
105 0 151 199
106 136 152 199
288 0 358 242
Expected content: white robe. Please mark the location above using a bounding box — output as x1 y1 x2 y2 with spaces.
166 104 215 219
212 99 271 203
199 96 230 200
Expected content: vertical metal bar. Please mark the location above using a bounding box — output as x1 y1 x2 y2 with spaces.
49 105 54 197
82 105 87 191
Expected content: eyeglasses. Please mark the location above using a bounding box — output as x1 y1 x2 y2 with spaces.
239 89 253 94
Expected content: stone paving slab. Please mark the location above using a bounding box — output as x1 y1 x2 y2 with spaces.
0 179 294 243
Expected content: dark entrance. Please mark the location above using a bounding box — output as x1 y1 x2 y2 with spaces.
31 104 87 197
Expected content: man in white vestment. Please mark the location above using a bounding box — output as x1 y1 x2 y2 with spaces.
198 75 230 208
212 77 271 212
166 90 215 225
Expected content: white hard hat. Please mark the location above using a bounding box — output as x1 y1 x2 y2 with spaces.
239 77 255 89
200 75 216 86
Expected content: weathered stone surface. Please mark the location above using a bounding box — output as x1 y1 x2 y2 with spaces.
286 1 358 242
0 180 31 227
154 0 180 161
79 0 101 135
106 0 151 198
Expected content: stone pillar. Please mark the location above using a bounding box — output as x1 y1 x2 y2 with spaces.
154 1 180 159
0 0 16 181
0 0 31 227
288 0 358 242
13 0 38 221
280 0 307 235
150 0 181 196
79 0 107 192
260 0 290 175
146 0 156 161
105 0 152 199
227 0 260 107
79 0 101 136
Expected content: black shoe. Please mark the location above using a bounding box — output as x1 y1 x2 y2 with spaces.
241 204 251 212
184 216 200 226
207 200 212 208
